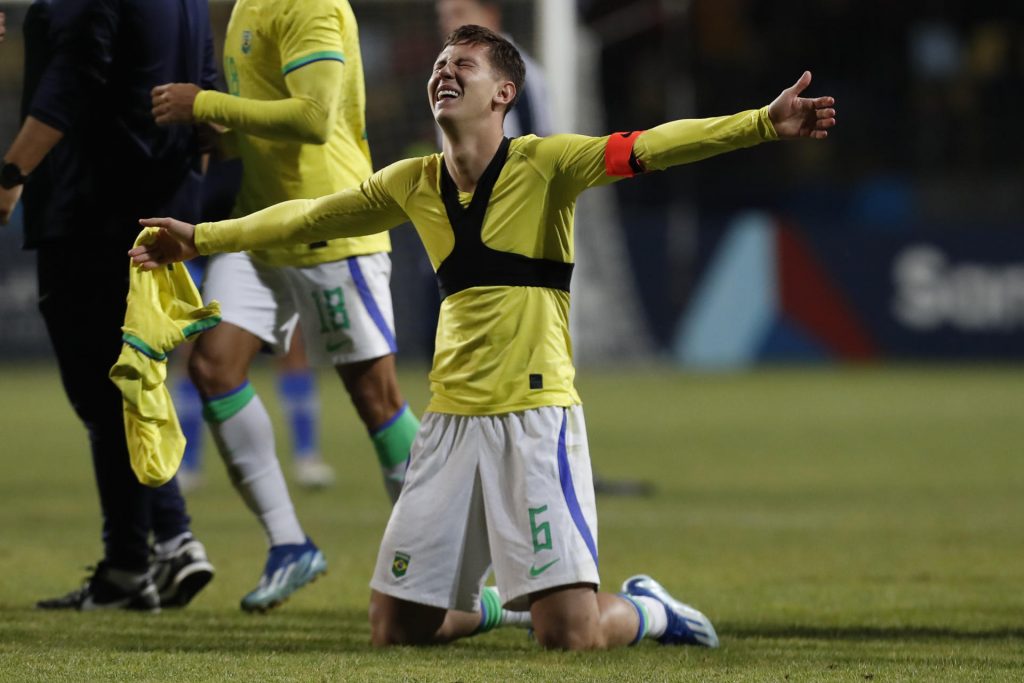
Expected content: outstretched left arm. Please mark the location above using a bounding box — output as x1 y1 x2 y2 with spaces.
627 70 836 174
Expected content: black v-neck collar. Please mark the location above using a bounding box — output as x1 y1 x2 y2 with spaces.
439 137 511 232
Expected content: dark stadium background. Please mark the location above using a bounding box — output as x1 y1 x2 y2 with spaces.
2 0 1021 364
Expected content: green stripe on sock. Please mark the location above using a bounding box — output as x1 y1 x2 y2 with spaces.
620 594 650 644
477 586 503 634
371 406 419 469
202 383 256 423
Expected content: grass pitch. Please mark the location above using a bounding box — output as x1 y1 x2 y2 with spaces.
0 362 1022 681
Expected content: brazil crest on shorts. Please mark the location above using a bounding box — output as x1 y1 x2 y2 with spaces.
392 551 410 578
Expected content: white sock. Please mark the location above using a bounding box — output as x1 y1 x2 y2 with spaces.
633 595 669 639
209 394 305 546
477 586 533 633
501 610 533 628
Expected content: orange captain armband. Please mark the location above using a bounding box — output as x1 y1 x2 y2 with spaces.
604 130 646 177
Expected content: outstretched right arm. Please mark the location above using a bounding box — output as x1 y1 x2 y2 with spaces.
131 159 416 270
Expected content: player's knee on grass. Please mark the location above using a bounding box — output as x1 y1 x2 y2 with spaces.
531 615 604 650
368 591 447 646
530 584 606 651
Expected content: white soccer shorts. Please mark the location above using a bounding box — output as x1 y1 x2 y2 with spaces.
370 405 600 612
202 251 397 366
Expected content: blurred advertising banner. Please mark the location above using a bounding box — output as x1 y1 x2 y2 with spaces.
673 212 1024 367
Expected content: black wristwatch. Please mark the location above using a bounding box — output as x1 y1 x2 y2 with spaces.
1 161 27 190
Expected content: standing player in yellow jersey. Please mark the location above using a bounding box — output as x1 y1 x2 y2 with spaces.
133 26 836 647
148 0 420 612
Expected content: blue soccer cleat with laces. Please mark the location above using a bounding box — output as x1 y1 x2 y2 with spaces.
622 574 720 647
240 538 327 613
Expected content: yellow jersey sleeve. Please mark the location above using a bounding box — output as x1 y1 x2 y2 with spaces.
634 106 777 171
274 0 348 78
193 60 343 144
195 157 421 255
533 106 777 197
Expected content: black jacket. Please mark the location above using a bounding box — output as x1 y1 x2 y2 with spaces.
21 0 217 248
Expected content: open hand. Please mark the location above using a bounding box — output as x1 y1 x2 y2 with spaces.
151 83 201 125
130 217 198 269
767 71 836 140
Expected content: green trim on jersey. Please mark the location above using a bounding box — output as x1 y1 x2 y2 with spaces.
122 334 168 362
282 50 345 76
202 383 257 423
182 316 222 340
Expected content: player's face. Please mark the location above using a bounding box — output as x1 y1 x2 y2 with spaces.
428 42 508 126
436 0 499 37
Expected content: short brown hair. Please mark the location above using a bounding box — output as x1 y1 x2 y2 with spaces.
442 24 525 113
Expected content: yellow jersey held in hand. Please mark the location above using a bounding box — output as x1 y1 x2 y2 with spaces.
110 229 222 486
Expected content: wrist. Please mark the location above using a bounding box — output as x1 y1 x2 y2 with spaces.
0 160 27 189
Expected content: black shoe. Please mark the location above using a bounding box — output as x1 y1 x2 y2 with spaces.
152 537 214 608
37 563 160 612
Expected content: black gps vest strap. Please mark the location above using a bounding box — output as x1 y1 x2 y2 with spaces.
435 137 574 300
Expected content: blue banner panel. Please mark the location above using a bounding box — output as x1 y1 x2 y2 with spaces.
807 230 1024 359
673 213 1024 366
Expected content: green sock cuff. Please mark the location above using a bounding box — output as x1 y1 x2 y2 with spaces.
371 405 419 469
202 382 256 423
476 586 503 634
620 593 650 645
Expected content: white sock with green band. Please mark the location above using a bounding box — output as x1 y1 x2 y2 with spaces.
620 593 668 642
475 587 532 634
205 381 305 546
370 404 419 503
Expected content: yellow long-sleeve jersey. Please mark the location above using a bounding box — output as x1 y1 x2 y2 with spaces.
196 108 778 414
193 0 388 267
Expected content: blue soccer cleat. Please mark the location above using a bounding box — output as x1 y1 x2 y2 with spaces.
622 574 720 647
240 538 327 613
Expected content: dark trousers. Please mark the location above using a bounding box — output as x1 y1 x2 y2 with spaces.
37 241 191 572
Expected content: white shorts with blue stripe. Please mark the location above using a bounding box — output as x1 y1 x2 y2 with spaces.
370 405 599 612
201 251 397 367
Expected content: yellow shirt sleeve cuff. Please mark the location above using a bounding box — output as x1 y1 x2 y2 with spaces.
758 105 779 141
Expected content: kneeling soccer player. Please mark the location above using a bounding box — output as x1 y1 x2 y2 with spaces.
130 24 836 649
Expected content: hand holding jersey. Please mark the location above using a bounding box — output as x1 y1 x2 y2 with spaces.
134 217 198 262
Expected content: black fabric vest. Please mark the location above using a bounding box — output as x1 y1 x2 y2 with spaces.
435 137 574 300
